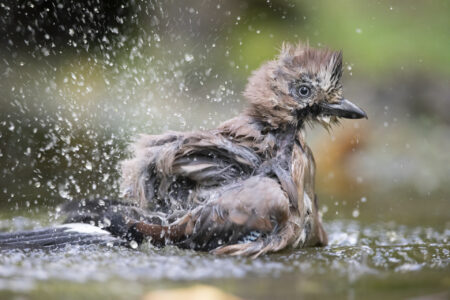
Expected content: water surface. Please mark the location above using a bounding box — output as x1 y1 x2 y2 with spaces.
0 214 448 299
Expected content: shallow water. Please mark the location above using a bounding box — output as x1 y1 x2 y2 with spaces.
0 215 448 299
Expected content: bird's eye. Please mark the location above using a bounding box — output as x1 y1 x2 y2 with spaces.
298 85 311 97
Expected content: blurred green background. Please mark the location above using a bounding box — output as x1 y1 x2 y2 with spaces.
0 1 449 299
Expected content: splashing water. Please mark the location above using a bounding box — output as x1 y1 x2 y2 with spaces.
0 217 448 298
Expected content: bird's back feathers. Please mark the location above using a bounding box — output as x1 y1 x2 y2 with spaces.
120 128 264 211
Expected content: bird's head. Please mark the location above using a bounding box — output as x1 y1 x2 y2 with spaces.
244 42 367 129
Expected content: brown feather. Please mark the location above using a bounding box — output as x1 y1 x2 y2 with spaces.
113 42 358 256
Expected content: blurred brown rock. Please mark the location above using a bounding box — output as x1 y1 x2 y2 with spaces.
142 285 242 300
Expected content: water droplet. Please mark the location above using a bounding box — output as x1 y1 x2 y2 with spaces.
129 240 138 249
41 47 50 56
102 173 110 182
59 188 70 199
184 54 194 62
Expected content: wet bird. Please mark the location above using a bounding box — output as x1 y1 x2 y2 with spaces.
0 42 367 257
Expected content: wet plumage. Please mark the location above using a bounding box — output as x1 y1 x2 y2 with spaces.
94 42 366 257
4 42 366 257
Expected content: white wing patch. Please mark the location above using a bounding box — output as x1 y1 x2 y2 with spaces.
58 223 111 235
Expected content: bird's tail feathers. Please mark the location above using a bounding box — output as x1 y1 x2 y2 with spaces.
0 223 123 250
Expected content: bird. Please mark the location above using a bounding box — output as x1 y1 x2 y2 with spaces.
0 42 367 257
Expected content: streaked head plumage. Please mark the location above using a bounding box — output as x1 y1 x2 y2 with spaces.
244 42 366 129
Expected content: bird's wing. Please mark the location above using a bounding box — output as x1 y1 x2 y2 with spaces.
126 176 294 255
181 176 291 249
171 132 261 184
121 131 261 208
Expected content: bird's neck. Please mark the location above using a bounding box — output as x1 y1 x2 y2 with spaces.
244 101 297 130
269 121 309 165
218 113 307 159
271 123 297 151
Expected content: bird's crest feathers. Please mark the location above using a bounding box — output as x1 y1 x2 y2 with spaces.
277 42 343 88
244 42 344 128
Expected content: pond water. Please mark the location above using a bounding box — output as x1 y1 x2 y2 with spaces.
0 213 448 299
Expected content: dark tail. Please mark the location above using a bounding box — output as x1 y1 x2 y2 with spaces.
0 198 160 250
0 223 124 250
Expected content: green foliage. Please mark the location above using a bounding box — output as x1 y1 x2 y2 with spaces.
231 0 450 76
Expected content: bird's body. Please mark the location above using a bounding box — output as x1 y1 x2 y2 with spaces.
0 42 366 257
117 115 324 256
110 42 366 257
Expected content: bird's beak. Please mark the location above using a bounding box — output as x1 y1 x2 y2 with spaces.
319 98 367 119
